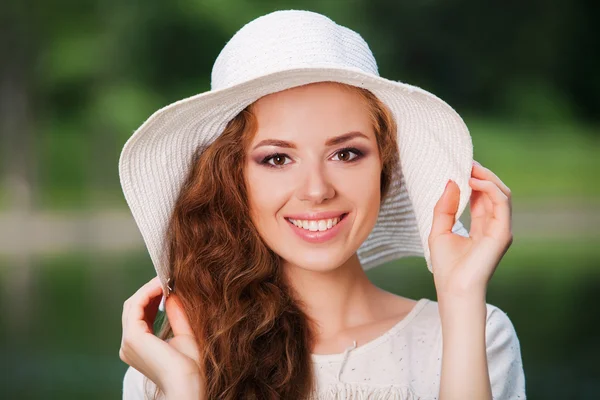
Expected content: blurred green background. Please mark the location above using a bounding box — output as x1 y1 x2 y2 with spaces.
1 1 599 399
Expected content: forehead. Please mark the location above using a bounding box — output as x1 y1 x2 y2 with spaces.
250 82 373 144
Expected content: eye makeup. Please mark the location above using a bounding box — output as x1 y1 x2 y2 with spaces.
260 152 292 168
331 146 365 162
255 146 368 169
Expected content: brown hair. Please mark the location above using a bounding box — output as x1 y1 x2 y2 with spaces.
149 82 398 399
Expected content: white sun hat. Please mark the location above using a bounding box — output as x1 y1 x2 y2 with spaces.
118 9 472 295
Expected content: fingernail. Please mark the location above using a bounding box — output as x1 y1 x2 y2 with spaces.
445 179 453 189
158 295 166 312
473 160 481 166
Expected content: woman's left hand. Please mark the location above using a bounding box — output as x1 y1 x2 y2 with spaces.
428 160 513 299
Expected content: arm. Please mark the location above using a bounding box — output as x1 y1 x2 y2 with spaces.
438 292 492 400
429 161 518 399
438 294 527 400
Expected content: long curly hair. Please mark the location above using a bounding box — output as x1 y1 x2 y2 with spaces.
149 82 398 399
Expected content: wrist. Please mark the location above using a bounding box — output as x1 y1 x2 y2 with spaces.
434 271 489 303
436 285 487 304
437 293 487 326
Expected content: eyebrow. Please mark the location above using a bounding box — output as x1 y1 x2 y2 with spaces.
252 131 369 150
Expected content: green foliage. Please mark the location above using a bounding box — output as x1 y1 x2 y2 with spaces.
466 118 600 198
4 0 598 210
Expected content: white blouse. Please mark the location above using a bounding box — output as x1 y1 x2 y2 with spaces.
122 298 526 399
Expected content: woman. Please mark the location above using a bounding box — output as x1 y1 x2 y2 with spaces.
119 10 525 400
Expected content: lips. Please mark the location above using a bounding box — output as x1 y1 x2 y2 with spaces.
284 213 349 243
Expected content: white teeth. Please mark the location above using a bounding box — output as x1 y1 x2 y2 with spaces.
318 220 327 231
288 216 344 232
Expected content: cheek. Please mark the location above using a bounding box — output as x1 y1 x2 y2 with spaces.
245 166 291 227
352 169 382 250
333 159 382 211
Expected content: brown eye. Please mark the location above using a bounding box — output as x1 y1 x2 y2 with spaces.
338 151 350 161
332 149 360 162
265 154 291 167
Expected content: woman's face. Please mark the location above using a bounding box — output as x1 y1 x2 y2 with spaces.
244 82 382 272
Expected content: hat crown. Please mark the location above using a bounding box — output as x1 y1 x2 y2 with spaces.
211 10 379 90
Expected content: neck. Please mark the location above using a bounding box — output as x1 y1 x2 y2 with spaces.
283 253 384 339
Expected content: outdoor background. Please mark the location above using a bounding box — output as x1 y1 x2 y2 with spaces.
1 1 599 399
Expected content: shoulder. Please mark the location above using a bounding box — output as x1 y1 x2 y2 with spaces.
481 303 527 397
123 366 163 400
483 303 521 350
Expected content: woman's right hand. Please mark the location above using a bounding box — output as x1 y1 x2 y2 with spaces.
120 276 205 399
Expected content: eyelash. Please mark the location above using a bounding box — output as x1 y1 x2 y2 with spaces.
260 147 365 168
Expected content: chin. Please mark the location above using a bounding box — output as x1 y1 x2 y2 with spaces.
280 248 355 272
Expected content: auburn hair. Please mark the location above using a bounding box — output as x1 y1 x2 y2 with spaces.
148 82 398 399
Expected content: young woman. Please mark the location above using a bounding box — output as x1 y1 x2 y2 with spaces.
118 10 525 400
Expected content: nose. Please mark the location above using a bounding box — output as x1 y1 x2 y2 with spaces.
296 162 335 204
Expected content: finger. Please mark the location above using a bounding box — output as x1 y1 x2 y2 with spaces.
125 277 164 333
430 180 459 241
144 294 163 331
472 161 511 198
469 177 512 231
469 177 493 218
468 190 486 238
122 329 179 382
165 294 195 337
469 177 495 240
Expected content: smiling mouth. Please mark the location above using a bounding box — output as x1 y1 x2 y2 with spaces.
285 213 348 232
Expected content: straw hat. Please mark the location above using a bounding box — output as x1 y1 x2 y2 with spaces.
118 9 472 295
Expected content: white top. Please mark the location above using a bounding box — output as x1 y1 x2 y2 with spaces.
122 298 526 399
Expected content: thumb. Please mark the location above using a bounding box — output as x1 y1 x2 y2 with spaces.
429 179 460 242
165 294 194 337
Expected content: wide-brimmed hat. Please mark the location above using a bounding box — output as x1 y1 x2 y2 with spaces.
119 9 472 295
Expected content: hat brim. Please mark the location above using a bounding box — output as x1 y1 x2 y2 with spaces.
119 66 472 294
